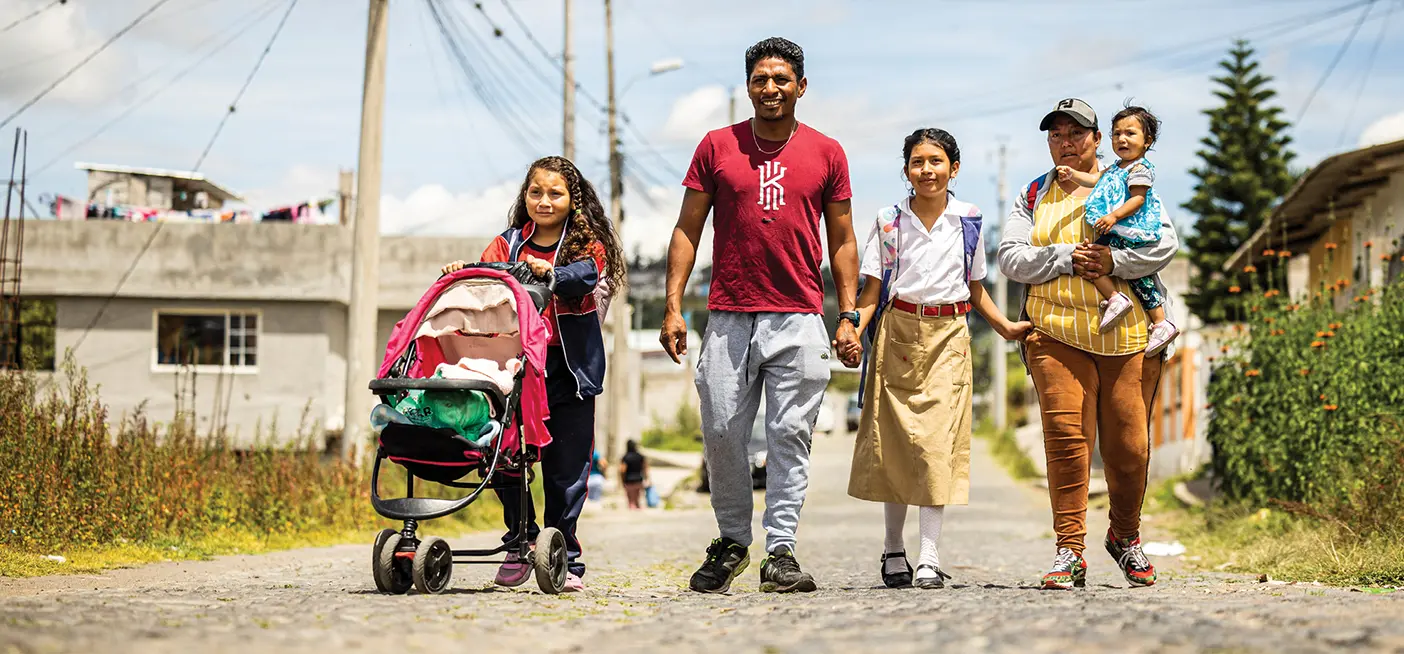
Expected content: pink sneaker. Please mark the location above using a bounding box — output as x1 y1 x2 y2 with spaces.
1098 293 1134 333
494 551 532 587
1145 321 1179 356
563 572 584 592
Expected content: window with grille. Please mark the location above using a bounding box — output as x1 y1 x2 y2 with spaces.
154 311 259 370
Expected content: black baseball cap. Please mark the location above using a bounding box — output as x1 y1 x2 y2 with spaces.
1040 98 1097 131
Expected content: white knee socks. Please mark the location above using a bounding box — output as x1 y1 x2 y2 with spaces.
883 503 907 575
918 505 945 570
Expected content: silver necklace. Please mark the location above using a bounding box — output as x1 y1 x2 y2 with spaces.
750 118 797 155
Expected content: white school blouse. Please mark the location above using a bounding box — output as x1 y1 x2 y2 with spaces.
858 196 987 305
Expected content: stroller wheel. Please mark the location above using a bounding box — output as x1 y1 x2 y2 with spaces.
412 536 453 595
372 529 412 595
533 527 568 594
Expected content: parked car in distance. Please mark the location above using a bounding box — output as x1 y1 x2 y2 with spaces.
697 401 771 493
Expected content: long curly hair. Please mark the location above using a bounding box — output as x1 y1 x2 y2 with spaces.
507 156 627 296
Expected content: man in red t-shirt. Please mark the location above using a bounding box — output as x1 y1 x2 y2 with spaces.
660 37 860 595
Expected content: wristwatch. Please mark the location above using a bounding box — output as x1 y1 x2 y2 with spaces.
838 311 860 328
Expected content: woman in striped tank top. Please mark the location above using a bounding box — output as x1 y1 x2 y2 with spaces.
996 98 1180 591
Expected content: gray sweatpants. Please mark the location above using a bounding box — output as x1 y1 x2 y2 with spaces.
695 311 831 553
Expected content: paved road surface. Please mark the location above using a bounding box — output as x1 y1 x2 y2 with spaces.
2 434 1401 653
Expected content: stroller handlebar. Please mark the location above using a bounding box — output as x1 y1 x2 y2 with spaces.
440 261 555 313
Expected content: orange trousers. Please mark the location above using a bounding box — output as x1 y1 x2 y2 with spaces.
1025 331 1162 554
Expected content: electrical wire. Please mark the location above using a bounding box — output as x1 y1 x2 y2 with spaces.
0 0 175 130
0 0 64 35
192 0 301 171
1337 0 1396 147
32 0 285 177
1297 0 1376 123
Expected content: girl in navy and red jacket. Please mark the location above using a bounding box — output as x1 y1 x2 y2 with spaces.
441 155 626 592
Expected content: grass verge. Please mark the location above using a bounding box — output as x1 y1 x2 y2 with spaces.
1144 478 1404 588
973 419 1039 481
0 365 513 577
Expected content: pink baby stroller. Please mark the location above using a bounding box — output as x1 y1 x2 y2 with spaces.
367 262 568 595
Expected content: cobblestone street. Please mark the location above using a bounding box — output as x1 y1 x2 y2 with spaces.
3 434 1401 654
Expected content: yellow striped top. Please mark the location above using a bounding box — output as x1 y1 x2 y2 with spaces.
1026 182 1148 355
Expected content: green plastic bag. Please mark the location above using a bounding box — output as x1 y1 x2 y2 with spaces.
393 371 492 438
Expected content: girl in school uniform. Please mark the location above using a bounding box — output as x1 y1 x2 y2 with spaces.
840 128 1032 589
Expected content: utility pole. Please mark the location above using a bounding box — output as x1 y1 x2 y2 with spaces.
342 0 388 462
728 85 737 125
991 142 1009 432
561 0 575 161
603 0 632 470
338 169 354 226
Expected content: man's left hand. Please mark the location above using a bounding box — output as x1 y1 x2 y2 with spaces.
832 321 861 368
1072 240 1114 280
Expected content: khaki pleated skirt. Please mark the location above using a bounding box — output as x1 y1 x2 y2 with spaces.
847 308 973 506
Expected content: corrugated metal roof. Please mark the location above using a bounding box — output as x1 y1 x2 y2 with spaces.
1224 138 1404 271
74 162 244 202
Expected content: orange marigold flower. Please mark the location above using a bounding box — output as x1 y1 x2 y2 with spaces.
1324 242 1339 250
1383 254 1393 261
1299 369 1311 376
1207 356 1217 362
1364 240 1374 248
1243 265 1258 273
1278 250 1292 258
1337 278 1350 286
1316 331 1327 338
1312 340 1326 348
1245 369 1261 377
1263 317 1275 324
1323 404 1339 411
1229 285 1242 293
1355 296 1368 303
1263 249 1277 256
1324 330 1335 338
1250 306 1261 313
1320 394 1328 400
1221 345 1230 354
1329 322 1342 330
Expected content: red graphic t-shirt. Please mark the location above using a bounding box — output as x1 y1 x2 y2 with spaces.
683 121 852 314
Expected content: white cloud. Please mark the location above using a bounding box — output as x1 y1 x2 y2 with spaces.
0 0 130 106
1359 111 1404 149
381 182 521 237
660 85 732 144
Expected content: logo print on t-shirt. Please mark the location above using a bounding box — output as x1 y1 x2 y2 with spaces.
757 160 787 216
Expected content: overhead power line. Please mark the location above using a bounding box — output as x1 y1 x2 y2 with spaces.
1338 0 1395 147
0 0 65 35
1297 0 1376 124
33 0 285 177
192 0 301 171
0 0 174 130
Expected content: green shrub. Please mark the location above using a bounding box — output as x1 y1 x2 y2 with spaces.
640 402 703 452
1206 269 1404 536
0 363 496 554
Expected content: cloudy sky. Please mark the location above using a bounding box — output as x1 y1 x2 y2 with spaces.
3 0 1403 258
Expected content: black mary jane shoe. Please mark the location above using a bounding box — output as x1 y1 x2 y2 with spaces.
881 552 913 588
913 564 953 589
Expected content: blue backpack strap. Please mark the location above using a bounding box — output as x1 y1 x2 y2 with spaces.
858 203 902 409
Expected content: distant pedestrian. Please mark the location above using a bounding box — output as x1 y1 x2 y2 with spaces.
619 440 649 510
840 128 1031 590
588 450 608 502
